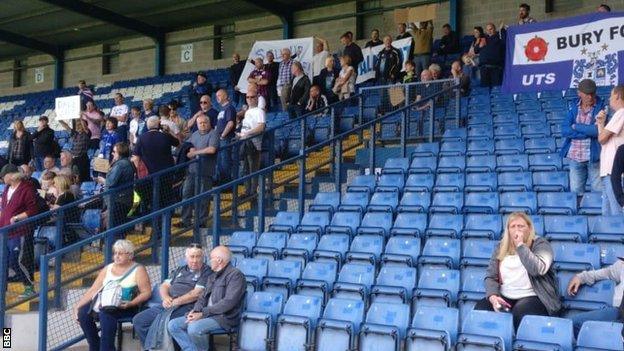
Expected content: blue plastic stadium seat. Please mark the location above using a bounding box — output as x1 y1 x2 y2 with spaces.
228 231 258 258
237 258 269 291
528 153 563 171
382 157 410 175
537 192 577 215
411 142 440 157
426 214 464 238
262 260 302 299
437 156 466 173
533 171 569 192
576 321 624 351
409 156 438 174
496 154 529 172
282 233 318 265
589 216 624 243
578 193 602 215
457 310 513 351
338 192 370 214
371 265 418 304
316 298 365 351
558 271 614 317
296 262 338 303
513 315 573 351
309 192 341 214
466 139 495 156
434 173 465 192
327 211 361 237
544 215 588 243
494 124 521 139
525 137 557 154
82 209 101 235
405 174 435 192
346 234 384 266
440 141 466 156
552 242 600 272
253 232 288 261
468 126 494 141
414 268 460 308
332 263 376 301
269 211 300 233
461 239 499 268
457 267 487 322
465 172 498 192
398 191 431 213
497 171 533 192
600 243 624 266
463 192 499 214
430 192 464 214
376 174 405 193
275 295 323 351
462 214 503 240
313 234 350 268
359 302 411 351
367 192 399 213
495 138 525 155
521 124 550 139
407 306 459 351
419 238 461 269
358 211 393 237
499 191 538 214
390 212 428 237
466 155 497 173
239 292 285 351
382 235 421 267
298 211 331 235
347 175 377 194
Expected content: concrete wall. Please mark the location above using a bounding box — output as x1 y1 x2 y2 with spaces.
1 0 623 97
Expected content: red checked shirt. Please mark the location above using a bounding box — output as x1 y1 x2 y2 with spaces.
567 105 593 162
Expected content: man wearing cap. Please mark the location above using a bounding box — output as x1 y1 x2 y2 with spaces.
567 256 624 336
561 79 605 202
190 72 213 116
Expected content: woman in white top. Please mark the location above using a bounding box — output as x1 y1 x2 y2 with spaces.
333 55 356 100
475 212 561 329
237 91 266 196
74 239 151 351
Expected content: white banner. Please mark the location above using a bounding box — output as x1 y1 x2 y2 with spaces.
356 37 413 84
237 37 314 94
54 96 81 120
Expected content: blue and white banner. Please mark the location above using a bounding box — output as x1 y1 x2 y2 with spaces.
503 12 624 93
356 37 413 84
238 37 314 94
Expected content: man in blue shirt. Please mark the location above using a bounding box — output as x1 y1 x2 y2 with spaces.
215 89 237 183
187 95 219 134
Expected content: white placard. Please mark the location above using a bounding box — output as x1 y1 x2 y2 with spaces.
181 44 193 63
34 67 44 84
55 96 81 120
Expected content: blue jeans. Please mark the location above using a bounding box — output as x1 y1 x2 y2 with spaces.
168 316 223 351
413 54 430 79
569 306 619 336
132 303 193 347
77 303 138 351
568 159 601 195
602 176 624 215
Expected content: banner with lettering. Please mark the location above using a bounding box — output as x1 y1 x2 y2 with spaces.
502 11 624 93
237 37 314 94
356 37 413 84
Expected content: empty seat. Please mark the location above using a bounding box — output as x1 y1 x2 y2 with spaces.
358 211 393 236
419 238 461 269
298 212 331 235
576 321 624 351
309 192 341 214
346 234 384 265
398 191 430 213
414 268 460 308
262 260 302 298
499 191 538 214
525 137 557 154
296 262 338 302
529 153 563 171
382 157 410 175
466 155 497 173
533 171 569 192
513 315 573 351
276 295 323 351
238 257 270 292
466 139 495 156
404 173 435 192
440 141 466 156
411 142 440 157
442 128 467 142
463 214 503 240
282 233 318 265
359 302 410 351
316 298 365 351
465 172 497 192
367 192 399 213
495 138 525 155
228 231 257 258
537 192 577 215
382 235 421 267
269 211 301 233
313 234 350 268
376 174 405 193
496 154 529 172
544 215 588 242
578 193 602 215
461 239 499 268
552 242 600 272
498 171 533 192
434 173 465 192
332 263 376 301
347 175 377 194
327 211 361 237
338 192 370 213
437 156 466 173
521 124 550 139
239 292 285 351
457 310 513 351
494 124 521 139
253 232 288 261
407 306 459 351
371 266 418 303
589 216 624 243
463 192 499 214
426 214 464 238
430 192 464 214
458 267 487 321
409 156 438 174
390 212 428 237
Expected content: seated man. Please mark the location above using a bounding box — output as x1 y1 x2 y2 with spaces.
40 155 60 180
133 244 212 349
567 256 623 335
168 246 245 351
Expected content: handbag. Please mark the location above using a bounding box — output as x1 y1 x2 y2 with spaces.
91 263 139 313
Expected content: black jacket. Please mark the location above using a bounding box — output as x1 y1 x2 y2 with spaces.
374 47 403 83
32 126 58 157
289 74 311 107
343 42 364 68
193 263 246 330
229 61 246 86
438 31 461 55
475 29 507 66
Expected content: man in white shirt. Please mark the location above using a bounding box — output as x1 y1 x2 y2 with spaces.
312 37 329 79
597 85 624 215
237 91 266 196
110 93 129 141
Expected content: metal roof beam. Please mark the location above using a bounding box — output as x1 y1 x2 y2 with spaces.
39 0 166 41
0 28 62 57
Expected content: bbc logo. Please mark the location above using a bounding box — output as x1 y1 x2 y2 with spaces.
2 328 10 348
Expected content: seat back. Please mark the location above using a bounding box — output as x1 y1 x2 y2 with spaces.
256 232 288 250
417 268 460 302
246 291 285 317
360 211 393 234
463 214 502 239
515 315 573 351
411 306 459 345
349 235 384 256
301 262 338 286
383 236 421 265
238 258 269 281
398 191 430 213
267 260 302 285
421 238 461 268
337 263 375 286
375 266 417 291
461 310 513 351
271 211 300 231
391 212 428 236
329 211 361 234
229 231 257 253
552 242 600 270
576 321 624 350
282 294 323 321
365 302 410 338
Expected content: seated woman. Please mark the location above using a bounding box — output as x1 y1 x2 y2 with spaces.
73 239 151 351
474 212 561 329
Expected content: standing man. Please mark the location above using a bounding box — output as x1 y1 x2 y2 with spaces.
190 72 213 115
412 21 433 79
474 22 506 87
229 53 246 107
187 95 219 134
168 246 245 351
312 37 330 80
264 51 280 109
31 116 58 171
340 32 363 74
365 29 382 48
561 79 604 201
247 58 271 107
437 24 461 56
596 85 624 215
178 115 219 228
396 23 413 61
287 61 311 119
215 89 237 183
374 35 403 85
277 48 295 112
238 91 266 195
518 3 537 25
110 93 129 141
